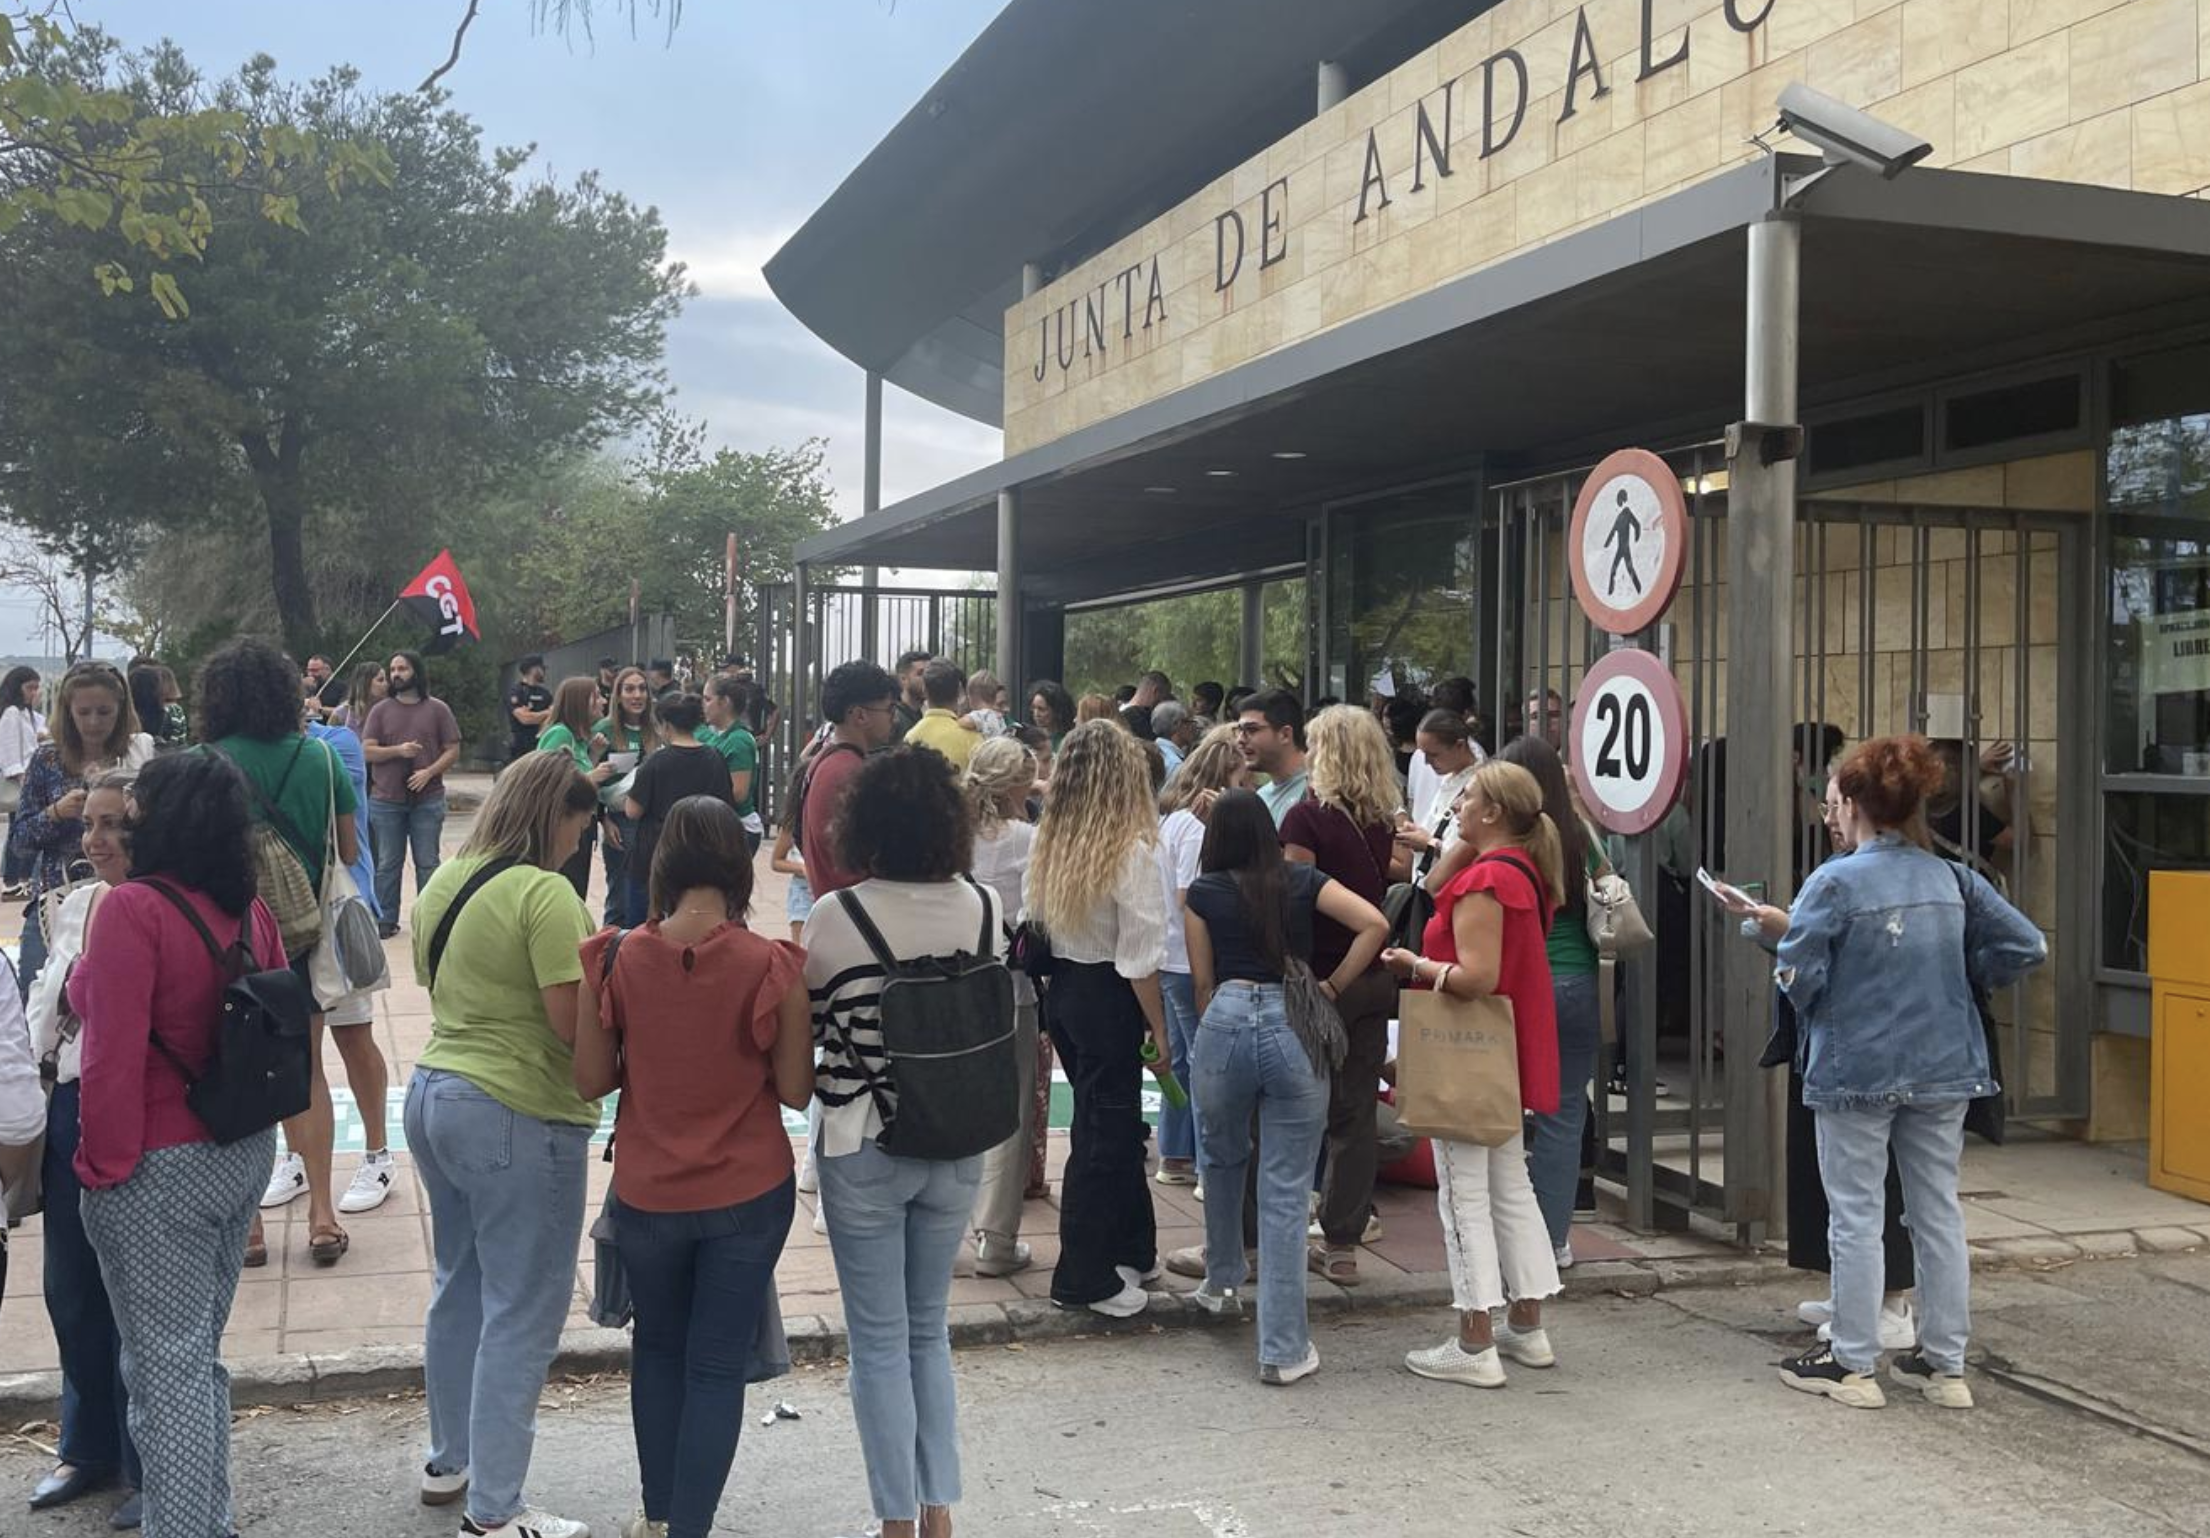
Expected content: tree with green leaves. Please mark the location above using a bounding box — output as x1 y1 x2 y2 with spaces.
0 33 686 658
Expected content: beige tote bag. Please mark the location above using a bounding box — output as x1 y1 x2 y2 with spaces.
1395 988 1522 1147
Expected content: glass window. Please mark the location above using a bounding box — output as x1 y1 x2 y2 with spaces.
1324 483 1479 706
2106 351 2210 775
2103 793 2210 974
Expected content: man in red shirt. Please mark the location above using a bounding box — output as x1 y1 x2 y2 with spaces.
798 660 899 898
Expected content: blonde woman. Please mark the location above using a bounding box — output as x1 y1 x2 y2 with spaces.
1381 761 1564 1389
1022 720 1171 1318
963 737 1042 1276
403 752 602 1537
1153 726 1249 1185
1073 692 1119 727
1282 705 1409 1286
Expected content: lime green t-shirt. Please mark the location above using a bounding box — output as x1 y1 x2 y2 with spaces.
412 855 598 1127
699 723 758 818
537 722 591 773
215 732 357 889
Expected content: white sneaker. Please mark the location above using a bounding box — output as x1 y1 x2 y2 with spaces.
1797 1297 1834 1327
1554 1242 1575 1270
974 1237 1032 1278
811 1207 828 1236
1818 1299 1917 1352
1193 1183 1204 1203
1116 1263 1162 1290
796 1154 819 1195
338 1151 395 1214
620 1515 670 1538
1406 1336 1507 1388
1071 1281 1148 1318
1493 1319 1556 1368
419 1464 468 1506
460 1510 589 1538
260 1152 307 1209
1260 1342 1321 1386
1191 1285 1243 1317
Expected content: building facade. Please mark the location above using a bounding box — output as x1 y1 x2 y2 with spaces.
769 0 2210 1228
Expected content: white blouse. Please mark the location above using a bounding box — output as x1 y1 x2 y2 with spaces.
1156 810 1206 976
1025 839 1166 981
0 705 45 780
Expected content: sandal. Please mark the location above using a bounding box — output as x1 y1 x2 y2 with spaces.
1307 1242 1360 1286
243 1218 267 1269
308 1225 350 1266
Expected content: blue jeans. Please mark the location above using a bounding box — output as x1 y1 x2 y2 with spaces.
601 811 638 928
1816 1100 1971 1373
612 1182 795 1538
1526 969 1601 1249
39 1081 141 1487
369 796 446 926
1157 971 1200 1163
817 1140 980 1523
405 1068 590 1529
1193 981 1329 1371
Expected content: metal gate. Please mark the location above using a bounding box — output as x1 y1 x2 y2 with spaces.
1486 451 2088 1239
752 580 998 823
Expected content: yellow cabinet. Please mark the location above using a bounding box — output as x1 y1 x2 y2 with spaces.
2149 872 2210 1203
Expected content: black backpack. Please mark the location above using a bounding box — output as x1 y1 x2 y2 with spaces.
140 879 314 1145
840 878 1020 1162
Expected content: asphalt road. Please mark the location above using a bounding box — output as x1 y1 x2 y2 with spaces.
8 1252 2208 1537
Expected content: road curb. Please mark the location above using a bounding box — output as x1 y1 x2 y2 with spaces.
5 1226 2200 1423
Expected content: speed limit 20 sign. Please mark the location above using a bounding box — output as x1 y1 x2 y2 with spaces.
1569 649 1688 836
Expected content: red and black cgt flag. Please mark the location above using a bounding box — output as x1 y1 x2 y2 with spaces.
398 551 480 654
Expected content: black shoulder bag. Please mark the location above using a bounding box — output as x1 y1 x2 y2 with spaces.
139 879 314 1144
424 858 523 991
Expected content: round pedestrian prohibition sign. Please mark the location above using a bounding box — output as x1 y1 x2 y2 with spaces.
1569 649 1688 836
1568 448 1687 635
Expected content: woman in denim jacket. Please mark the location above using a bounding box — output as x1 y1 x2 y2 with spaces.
1769 735 2044 1412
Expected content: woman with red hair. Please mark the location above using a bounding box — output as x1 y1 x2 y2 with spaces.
1770 735 2043 1413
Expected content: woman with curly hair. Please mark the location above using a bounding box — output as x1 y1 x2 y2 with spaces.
1024 680 1076 750
802 746 1005 1538
71 750 285 1535
1761 735 2044 1412
1281 705 1407 1287
962 736 1042 1276
199 636 361 1268
1152 725 1250 1186
8 662 155 996
1023 719 1170 1318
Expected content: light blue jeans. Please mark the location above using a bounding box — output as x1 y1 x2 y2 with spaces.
1157 971 1200 1163
1526 969 1601 1249
1192 980 1328 1371
405 1068 591 1529
1816 1100 1971 1373
817 1140 982 1523
369 795 446 925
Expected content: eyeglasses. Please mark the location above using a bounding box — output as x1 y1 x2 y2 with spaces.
1232 721 1268 736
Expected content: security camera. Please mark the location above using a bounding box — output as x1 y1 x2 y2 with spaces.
1775 81 1933 180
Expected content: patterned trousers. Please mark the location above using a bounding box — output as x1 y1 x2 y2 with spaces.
82 1131 274 1538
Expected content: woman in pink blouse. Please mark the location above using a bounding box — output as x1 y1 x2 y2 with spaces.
71 750 287 1537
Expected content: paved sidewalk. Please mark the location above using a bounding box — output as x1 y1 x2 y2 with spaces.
6 772 2207 1415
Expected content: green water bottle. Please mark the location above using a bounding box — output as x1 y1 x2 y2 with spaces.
1139 1038 1189 1110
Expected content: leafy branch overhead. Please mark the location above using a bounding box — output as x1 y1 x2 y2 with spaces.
0 9 392 317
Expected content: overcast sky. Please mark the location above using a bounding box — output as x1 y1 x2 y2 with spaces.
4 0 1006 655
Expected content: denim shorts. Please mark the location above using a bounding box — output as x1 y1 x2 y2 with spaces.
785 873 814 924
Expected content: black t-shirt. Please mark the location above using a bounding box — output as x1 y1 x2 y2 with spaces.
506 680 552 757
1121 703 1156 740
741 688 777 736
1931 799 2008 856
627 743 736 891
1186 864 1327 984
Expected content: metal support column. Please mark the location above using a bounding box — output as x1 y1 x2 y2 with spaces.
861 372 883 660
1720 214 1801 1243
792 561 813 754
1239 581 1265 692
1316 60 1349 114
996 489 1021 696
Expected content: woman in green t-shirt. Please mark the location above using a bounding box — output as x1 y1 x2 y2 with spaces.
402 752 601 1537
1497 734 1605 1268
536 676 619 898
592 667 661 928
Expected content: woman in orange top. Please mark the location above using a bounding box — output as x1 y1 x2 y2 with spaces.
575 796 813 1538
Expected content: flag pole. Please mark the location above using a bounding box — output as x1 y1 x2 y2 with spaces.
318 601 402 700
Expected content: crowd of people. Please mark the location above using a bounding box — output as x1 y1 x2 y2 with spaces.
0 637 2046 1537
